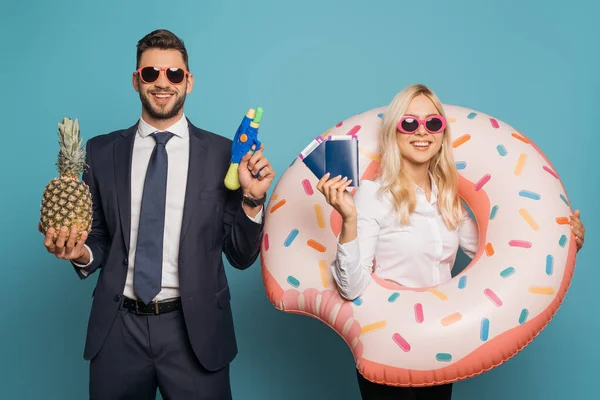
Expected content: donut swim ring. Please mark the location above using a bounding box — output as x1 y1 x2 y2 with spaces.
261 104 578 386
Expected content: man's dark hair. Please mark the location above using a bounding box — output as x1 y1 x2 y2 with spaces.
136 29 189 70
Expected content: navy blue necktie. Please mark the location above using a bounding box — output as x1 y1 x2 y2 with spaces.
134 131 175 304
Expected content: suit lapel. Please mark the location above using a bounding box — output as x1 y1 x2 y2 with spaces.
114 123 138 253
180 121 209 243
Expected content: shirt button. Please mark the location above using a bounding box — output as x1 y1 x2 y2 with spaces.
113 294 121 302
123 258 128 265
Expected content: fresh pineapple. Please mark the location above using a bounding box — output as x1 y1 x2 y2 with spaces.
40 118 92 242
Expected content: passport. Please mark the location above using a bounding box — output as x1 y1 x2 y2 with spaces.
299 135 359 186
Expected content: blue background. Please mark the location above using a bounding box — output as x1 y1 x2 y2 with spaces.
1 0 598 398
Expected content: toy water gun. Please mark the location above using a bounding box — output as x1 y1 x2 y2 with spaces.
224 106 264 190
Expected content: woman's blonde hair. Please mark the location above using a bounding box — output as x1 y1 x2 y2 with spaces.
378 84 463 230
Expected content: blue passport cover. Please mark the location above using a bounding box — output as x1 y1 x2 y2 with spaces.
300 136 359 186
301 137 326 179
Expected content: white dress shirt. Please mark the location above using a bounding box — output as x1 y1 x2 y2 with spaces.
332 177 479 300
75 114 263 301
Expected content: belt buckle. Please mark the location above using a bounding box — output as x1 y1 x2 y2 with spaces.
135 300 160 315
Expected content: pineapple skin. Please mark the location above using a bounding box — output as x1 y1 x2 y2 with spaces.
40 176 93 241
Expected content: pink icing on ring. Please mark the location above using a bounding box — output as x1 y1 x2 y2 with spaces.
302 179 314 195
414 303 424 323
484 289 503 307
392 333 411 352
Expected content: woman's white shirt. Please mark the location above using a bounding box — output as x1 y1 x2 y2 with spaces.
332 179 479 300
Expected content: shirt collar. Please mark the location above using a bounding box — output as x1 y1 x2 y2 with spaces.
137 114 189 139
414 171 438 205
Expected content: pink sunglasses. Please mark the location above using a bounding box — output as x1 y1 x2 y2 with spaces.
397 115 447 134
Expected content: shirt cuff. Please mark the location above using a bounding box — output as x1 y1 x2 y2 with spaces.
72 245 94 268
244 205 264 224
337 236 359 259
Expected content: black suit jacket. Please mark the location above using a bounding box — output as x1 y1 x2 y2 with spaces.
73 119 263 371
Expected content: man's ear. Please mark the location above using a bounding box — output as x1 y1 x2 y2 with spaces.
132 73 140 93
186 73 194 95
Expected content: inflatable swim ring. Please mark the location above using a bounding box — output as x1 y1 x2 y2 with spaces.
261 104 577 386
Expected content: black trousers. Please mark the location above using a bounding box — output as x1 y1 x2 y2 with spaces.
356 370 453 400
89 304 232 400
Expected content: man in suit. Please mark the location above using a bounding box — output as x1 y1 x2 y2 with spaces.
40 29 275 399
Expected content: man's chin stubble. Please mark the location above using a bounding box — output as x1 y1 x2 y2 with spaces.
140 93 185 120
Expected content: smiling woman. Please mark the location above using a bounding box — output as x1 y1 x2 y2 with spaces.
395 100 447 163
376 86 463 235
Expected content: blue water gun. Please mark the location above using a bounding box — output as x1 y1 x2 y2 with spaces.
224 106 263 190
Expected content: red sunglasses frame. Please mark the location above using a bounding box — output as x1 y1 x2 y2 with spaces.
397 114 447 134
135 66 191 85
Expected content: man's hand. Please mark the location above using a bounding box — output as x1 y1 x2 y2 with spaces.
40 222 90 264
238 144 276 200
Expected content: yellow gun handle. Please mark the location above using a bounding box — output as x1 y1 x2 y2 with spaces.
224 163 241 190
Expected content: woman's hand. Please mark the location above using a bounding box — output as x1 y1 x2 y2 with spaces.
569 210 585 252
316 173 356 221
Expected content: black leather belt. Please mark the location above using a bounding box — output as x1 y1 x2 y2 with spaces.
122 296 182 315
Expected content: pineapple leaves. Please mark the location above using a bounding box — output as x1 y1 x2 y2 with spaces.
56 117 88 177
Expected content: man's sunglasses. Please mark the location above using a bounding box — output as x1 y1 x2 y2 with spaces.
135 66 190 85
